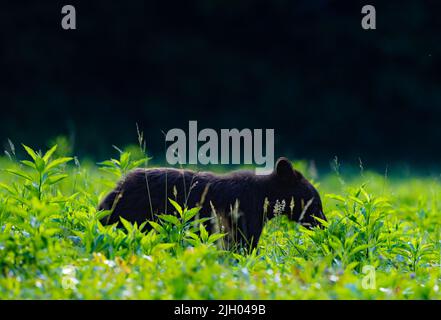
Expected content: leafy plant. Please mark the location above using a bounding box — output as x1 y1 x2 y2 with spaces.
149 199 225 254
98 146 151 178
2 144 72 201
0 147 441 299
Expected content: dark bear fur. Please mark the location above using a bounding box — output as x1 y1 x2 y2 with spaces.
98 157 326 250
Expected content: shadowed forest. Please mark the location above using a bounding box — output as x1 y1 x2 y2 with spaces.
1 1 440 170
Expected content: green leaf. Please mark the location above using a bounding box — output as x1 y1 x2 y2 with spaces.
346 262 359 271
120 217 133 232
328 235 343 251
168 198 183 217
119 152 131 169
153 243 176 252
350 244 369 256
34 157 46 173
43 145 58 163
0 183 16 195
158 214 181 226
22 144 38 161
129 158 149 170
325 194 346 202
46 174 68 186
139 221 148 230
349 196 364 205
4 169 33 181
312 216 329 228
97 160 117 167
199 223 209 242
208 233 225 244
190 217 212 228
99 167 121 177
360 187 370 202
20 160 36 169
149 221 165 234
44 157 73 172
186 231 200 240
347 213 362 226
43 228 61 237
96 209 112 221
186 239 200 247
183 207 200 223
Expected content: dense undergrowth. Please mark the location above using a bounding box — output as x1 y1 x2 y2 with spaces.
0 144 440 299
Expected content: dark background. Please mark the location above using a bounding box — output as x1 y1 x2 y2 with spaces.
1 0 440 170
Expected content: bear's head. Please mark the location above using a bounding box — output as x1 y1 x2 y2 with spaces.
267 157 326 228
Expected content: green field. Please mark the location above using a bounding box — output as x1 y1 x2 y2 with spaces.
0 144 440 299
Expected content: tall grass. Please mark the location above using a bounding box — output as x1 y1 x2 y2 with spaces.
0 144 440 299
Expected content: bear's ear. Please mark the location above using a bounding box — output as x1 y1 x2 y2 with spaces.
275 157 299 182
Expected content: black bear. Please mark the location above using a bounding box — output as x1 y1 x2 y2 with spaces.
98 157 326 250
